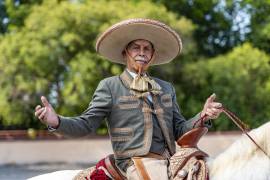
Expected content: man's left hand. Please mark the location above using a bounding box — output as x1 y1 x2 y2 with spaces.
201 93 222 121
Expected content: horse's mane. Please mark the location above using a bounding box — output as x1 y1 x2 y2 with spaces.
208 121 270 180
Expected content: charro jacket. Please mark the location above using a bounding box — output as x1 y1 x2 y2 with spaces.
55 69 206 160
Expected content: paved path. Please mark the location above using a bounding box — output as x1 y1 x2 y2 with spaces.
0 139 112 165
0 132 242 179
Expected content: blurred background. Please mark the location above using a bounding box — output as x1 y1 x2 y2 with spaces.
0 0 269 179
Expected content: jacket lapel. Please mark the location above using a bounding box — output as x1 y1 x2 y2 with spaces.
119 69 133 89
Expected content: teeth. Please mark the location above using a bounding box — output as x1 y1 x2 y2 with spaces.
134 57 148 64
135 57 145 60
135 60 147 64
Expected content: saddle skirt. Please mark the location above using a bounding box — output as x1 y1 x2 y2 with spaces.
73 166 96 180
169 147 209 180
73 154 124 180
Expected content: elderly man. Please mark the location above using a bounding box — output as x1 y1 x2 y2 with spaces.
35 19 222 179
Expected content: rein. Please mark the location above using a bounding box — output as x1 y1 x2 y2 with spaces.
195 106 270 159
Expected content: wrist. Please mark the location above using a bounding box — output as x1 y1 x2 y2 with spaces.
200 111 205 118
200 111 209 121
51 116 60 129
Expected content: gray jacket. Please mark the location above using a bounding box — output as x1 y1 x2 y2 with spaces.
55 69 208 160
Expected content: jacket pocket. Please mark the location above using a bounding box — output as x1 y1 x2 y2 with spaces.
117 96 140 109
110 128 134 142
161 94 172 107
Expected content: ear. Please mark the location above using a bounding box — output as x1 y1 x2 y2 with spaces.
122 50 129 65
148 50 156 65
122 50 126 57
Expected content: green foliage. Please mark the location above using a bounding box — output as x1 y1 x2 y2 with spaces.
1 0 269 132
243 0 270 53
0 0 196 129
0 0 7 33
182 43 270 130
4 0 43 31
152 0 249 56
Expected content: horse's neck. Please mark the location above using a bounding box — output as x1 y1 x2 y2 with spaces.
207 121 270 180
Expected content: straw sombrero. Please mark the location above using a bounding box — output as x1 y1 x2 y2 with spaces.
96 18 182 65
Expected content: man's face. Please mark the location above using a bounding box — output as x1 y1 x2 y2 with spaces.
124 39 154 74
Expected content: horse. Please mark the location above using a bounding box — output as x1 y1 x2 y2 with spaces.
28 121 270 180
208 121 270 180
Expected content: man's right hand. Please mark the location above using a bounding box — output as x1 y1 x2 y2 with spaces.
34 96 60 128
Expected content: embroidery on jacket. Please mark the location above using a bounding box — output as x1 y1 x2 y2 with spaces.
161 94 173 107
153 95 175 155
115 100 153 157
117 96 140 109
111 128 134 142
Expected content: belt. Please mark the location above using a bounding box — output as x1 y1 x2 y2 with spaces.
143 152 166 160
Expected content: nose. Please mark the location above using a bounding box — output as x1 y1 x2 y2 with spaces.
139 47 145 56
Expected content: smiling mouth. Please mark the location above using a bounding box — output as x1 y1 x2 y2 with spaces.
135 60 148 65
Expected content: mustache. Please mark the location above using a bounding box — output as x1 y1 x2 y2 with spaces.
134 55 148 61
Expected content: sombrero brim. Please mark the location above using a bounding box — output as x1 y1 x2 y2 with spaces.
96 18 182 65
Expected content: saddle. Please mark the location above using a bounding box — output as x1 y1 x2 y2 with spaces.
169 127 209 180
74 128 208 180
73 154 125 180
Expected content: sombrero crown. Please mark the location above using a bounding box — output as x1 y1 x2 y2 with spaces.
96 18 182 65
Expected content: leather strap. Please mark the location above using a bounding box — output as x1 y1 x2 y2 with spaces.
194 106 270 159
132 157 151 180
221 107 269 158
104 155 125 180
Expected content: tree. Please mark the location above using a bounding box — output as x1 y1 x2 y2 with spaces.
243 0 270 54
0 0 196 129
0 0 43 33
153 0 252 56
181 43 270 130
0 0 7 33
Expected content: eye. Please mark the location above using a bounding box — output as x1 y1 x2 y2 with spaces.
129 45 139 50
145 47 152 52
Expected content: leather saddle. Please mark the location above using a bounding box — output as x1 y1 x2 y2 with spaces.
73 154 125 180
74 127 208 180
170 127 209 180
104 154 125 180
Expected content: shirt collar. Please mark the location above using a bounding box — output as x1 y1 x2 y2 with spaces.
126 69 148 78
126 69 138 78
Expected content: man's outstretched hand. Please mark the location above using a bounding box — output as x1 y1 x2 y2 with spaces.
34 96 59 128
201 93 223 121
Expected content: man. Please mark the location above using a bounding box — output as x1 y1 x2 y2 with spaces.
35 18 222 179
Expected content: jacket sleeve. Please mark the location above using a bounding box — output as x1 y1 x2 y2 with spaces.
52 79 112 137
171 84 211 140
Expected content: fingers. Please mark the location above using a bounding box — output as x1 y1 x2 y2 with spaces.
206 93 222 108
206 108 219 115
35 107 44 117
35 105 42 111
41 96 50 108
203 93 223 120
35 106 47 122
205 108 222 119
206 93 216 103
38 107 47 121
209 102 222 108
